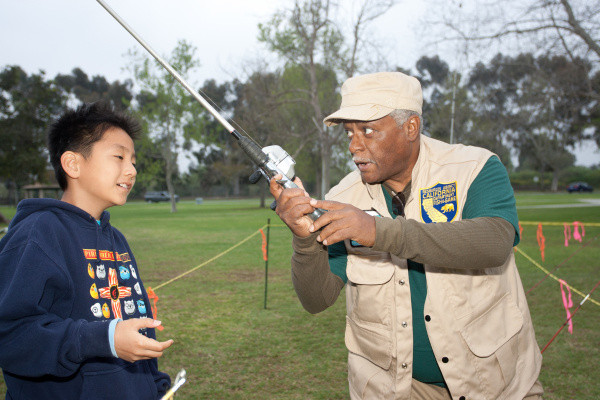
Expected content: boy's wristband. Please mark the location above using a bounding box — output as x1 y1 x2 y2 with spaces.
109 318 122 358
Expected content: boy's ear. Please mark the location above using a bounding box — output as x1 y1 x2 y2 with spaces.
61 151 82 179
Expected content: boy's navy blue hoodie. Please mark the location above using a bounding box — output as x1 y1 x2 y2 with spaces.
0 199 170 400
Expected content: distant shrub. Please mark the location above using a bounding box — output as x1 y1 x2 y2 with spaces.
510 166 600 191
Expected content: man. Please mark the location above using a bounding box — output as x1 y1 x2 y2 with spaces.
270 72 543 400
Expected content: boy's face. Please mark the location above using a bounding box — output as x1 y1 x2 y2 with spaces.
73 127 137 217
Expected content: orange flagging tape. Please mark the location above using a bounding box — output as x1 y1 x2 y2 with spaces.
146 287 163 331
519 222 523 239
536 223 546 262
259 229 268 261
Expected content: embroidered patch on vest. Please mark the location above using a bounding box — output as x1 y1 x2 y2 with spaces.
420 182 458 223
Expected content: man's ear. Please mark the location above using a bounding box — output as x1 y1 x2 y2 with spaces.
61 151 81 179
405 115 420 141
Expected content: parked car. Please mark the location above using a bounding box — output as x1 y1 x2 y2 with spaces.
144 191 179 203
566 182 593 193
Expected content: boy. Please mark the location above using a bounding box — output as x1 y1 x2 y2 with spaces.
0 102 173 399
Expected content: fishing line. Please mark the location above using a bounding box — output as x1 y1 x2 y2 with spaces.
97 0 325 220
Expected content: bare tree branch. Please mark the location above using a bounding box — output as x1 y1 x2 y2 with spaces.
560 0 600 58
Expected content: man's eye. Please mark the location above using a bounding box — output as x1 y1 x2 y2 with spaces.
115 155 124 160
346 130 354 139
364 128 374 135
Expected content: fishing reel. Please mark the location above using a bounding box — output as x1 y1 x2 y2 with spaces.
245 144 324 220
248 145 296 185
248 145 297 211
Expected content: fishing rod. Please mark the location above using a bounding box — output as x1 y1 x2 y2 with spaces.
96 0 324 220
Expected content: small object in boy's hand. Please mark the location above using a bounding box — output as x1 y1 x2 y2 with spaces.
160 369 186 400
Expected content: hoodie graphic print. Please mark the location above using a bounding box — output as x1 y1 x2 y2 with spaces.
0 199 170 400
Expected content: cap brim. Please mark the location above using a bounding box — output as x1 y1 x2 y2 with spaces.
323 104 394 127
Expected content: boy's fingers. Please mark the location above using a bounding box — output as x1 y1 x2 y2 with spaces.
158 339 174 350
133 318 162 329
142 336 170 350
119 317 159 330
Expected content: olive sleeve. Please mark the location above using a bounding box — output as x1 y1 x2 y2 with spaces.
291 233 344 314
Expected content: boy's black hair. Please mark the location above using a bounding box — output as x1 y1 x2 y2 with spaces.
48 102 141 190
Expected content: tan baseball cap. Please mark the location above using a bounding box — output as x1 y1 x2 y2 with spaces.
323 71 423 126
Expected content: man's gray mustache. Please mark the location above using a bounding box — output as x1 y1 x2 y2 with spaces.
353 157 375 164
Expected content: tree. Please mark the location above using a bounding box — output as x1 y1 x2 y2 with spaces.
0 65 65 204
405 55 513 166
231 70 300 206
128 40 205 212
429 0 600 146
258 0 396 197
55 68 133 111
467 53 593 190
201 78 252 197
432 0 600 61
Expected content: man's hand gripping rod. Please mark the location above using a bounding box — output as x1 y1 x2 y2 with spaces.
96 0 324 221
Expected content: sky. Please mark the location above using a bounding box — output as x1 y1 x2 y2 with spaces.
1 0 598 167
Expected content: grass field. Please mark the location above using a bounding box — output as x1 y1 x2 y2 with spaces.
0 192 599 399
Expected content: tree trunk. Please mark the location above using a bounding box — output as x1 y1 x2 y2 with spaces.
165 152 177 213
320 140 331 198
315 168 322 200
166 176 177 212
259 184 266 208
233 176 240 197
551 171 559 192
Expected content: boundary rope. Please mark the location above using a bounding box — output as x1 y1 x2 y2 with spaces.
514 246 600 307
520 221 600 227
150 220 599 305
526 234 599 295
152 224 268 291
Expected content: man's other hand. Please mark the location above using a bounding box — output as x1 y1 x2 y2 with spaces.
308 199 376 247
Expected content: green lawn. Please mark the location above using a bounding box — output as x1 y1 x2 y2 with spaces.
1 193 599 399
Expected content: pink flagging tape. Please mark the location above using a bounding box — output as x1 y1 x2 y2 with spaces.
559 279 574 334
573 221 585 243
542 280 600 353
563 223 571 247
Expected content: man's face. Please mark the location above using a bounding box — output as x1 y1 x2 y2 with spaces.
343 115 417 188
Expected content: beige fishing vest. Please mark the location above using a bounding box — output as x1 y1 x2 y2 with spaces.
325 135 542 400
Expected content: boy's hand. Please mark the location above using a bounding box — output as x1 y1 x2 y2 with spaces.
114 318 173 363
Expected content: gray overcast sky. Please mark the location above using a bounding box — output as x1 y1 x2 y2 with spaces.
1 0 428 84
1 0 597 166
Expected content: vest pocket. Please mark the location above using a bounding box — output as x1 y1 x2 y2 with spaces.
345 253 394 371
460 293 523 398
346 254 394 325
345 316 393 370
346 250 394 285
